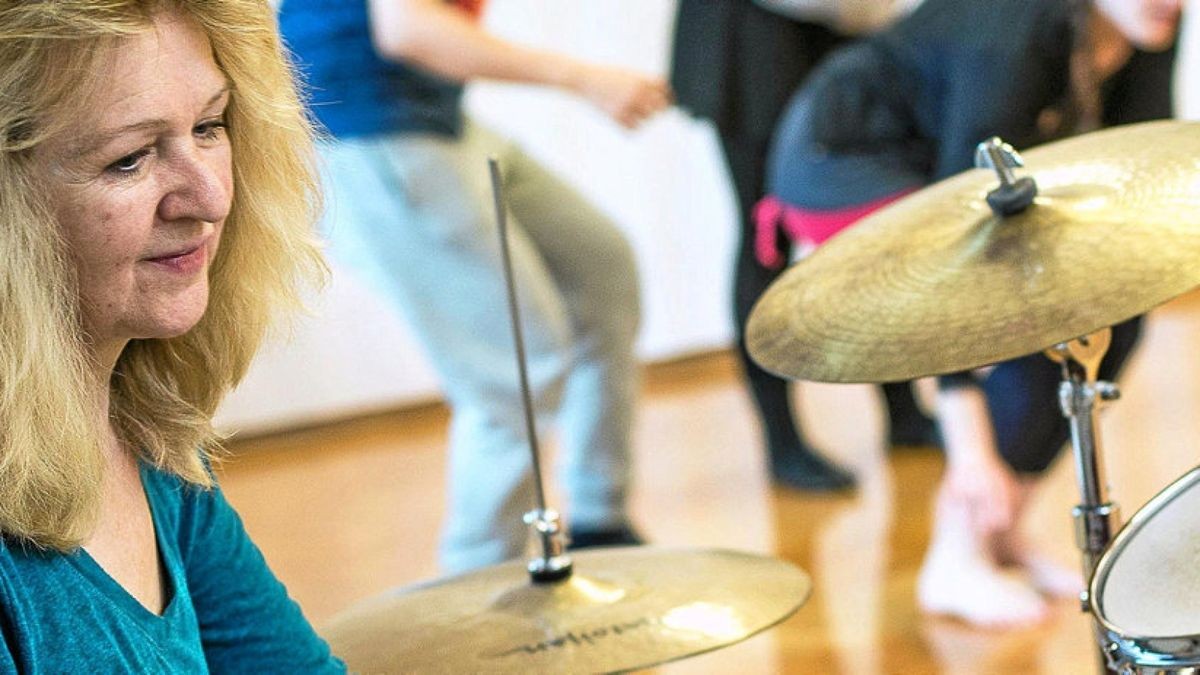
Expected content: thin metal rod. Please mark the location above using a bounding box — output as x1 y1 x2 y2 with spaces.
1064 365 1113 516
488 157 549 513
1046 329 1121 675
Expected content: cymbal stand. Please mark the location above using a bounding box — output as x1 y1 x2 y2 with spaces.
977 138 1122 672
1045 328 1122 674
488 157 573 584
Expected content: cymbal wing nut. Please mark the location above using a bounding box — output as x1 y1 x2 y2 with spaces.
975 137 1038 216
985 176 1038 216
524 508 574 583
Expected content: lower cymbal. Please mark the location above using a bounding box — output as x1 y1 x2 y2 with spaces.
747 120 1200 383
322 547 811 674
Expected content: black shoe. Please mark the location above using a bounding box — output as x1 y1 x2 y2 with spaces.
888 413 943 450
568 525 644 550
769 446 857 492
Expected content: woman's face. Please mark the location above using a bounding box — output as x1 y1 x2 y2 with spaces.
1095 0 1183 51
31 10 232 366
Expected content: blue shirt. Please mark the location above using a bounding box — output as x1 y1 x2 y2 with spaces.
0 464 345 673
278 0 465 139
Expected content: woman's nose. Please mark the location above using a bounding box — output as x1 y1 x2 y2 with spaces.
157 146 233 225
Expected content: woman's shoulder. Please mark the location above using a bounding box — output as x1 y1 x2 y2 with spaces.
141 460 251 566
140 462 223 548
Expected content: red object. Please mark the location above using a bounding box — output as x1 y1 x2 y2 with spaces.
752 190 915 268
454 0 488 19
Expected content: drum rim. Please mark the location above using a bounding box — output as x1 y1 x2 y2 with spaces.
1089 465 1200 644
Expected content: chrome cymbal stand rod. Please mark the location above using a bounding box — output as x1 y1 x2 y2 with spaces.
488 157 572 584
977 139 1119 673
1045 327 1121 674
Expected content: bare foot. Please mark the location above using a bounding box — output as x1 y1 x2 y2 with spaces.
918 543 1050 628
918 494 1049 629
991 534 1084 599
1022 555 1084 599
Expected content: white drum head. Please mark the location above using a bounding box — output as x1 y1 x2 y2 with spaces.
1095 467 1200 638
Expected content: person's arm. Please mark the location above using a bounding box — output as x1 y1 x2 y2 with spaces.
176 479 345 673
366 0 671 128
0 608 16 675
936 385 1021 535
0 556 25 675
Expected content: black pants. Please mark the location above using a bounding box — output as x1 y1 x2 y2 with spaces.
725 135 798 447
723 134 927 450
939 317 1143 474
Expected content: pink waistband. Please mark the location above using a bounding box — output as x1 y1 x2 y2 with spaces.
752 191 915 269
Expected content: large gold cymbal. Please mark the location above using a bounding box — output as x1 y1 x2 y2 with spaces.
747 120 1200 383
322 547 810 674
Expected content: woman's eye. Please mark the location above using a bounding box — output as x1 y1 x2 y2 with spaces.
195 119 228 141
106 149 150 175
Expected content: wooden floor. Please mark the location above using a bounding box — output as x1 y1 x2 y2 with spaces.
217 292 1200 674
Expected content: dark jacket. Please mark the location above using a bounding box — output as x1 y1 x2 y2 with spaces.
670 0 842 141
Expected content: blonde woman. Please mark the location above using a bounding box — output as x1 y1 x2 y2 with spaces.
0 1 343 669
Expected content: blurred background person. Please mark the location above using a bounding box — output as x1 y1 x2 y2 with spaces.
0 0 342 669
670 0 936 494
759 0 1181 627
277 0 671 573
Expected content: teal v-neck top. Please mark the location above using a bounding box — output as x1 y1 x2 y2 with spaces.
0 464 345 673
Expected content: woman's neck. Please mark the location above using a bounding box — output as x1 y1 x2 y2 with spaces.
85 345 121 461
92 337 128 377
1089 7 1135 81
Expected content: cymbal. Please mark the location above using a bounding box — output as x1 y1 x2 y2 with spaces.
747 120 1200 383
322 547 811 673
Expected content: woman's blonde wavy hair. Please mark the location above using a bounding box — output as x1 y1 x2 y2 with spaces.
0 0 326 550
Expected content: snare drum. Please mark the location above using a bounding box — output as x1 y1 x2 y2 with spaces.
1090 466 1200 673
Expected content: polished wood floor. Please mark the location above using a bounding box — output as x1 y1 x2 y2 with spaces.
218 292 1200 674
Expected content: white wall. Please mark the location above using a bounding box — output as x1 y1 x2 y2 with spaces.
1180 1 1199 119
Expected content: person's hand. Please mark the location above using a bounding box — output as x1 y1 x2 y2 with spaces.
935 384 1020 536
572 63 672 129
943 454 1022 536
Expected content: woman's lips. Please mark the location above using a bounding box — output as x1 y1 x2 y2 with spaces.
144 241 208 275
